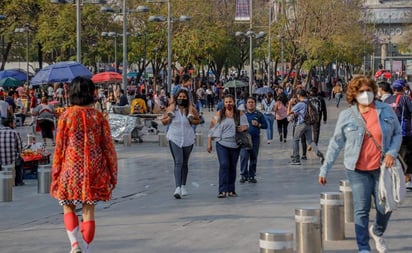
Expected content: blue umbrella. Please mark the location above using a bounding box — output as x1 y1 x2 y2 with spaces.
0 68 30 81
253 86 274 95
30 61 92 85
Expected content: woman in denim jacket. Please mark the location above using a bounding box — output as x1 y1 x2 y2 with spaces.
319 75 402 253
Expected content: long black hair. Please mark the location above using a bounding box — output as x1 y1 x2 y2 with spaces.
69 76 95 106
218 94 239 123
173 88 190 116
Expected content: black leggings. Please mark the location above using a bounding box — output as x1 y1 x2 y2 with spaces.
276 118 289 138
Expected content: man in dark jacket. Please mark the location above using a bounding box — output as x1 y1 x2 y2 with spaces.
239 97 268 183
309 87 327 145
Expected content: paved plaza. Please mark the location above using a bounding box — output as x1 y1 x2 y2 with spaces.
0 101 411 253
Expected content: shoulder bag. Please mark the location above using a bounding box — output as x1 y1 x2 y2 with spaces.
234 112 253 149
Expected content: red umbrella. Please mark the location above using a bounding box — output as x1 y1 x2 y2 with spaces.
92 72 122 83
375 69 392 79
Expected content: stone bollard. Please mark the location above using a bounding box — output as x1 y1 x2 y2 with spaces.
37 164 52 194
1 163 15 187
123 133 132 147
320 192 345 241
339 180 354 223
259 230 293 253
295 208 323 253
158 132 168 147
195 132 204 146
0 171 13 202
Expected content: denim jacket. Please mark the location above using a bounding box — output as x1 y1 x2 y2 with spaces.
319 101 402 178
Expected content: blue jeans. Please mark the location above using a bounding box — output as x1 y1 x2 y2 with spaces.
239 137 260 178
264 114 274 141
216 142 240 193
346 169 392 251
335 93 342 107
169 141 194 187
293 123 318 158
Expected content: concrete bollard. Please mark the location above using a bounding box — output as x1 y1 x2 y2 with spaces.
339 180 354 223
320 192 345 241
295 208 323 253
123 133 132 147
195 132 204 146
0 171 13 202
259 230 293 253
37 164 52 194
1 163 15 187
158 132 168 147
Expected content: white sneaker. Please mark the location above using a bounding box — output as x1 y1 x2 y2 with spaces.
369 225 388 253
358 250 370 253
70 246 82 253
405 181 412 189
181 185 188 196
174 187 181 199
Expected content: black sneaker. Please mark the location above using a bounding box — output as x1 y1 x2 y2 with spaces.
249 177 257 183
301 156 307 160
280 136 283 142
239 177 247 183
317 151 325 164
288 159 301 165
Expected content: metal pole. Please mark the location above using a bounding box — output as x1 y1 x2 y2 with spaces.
248 0 253 95
143 32 147 93
267 0 271 86
389 10 392 74
114 35 118 73
76 0 81 63
26 30 29 84
167 0 172 93
281 36 284 82
122 0 127 91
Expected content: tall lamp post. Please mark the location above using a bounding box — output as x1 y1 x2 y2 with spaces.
51 0 107 63
14 25 30 84
101 32 120 72
235 30 266 95
101 4 149 91
147 0 190 94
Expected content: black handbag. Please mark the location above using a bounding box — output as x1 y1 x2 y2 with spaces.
236 131 253 149
234 112 253 149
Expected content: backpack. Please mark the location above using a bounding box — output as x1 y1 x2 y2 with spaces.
304 101 320 125
309 97 322 115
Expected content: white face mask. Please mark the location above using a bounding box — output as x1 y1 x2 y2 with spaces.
357 91 374 106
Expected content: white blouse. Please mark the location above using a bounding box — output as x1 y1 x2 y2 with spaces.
166 108 195 147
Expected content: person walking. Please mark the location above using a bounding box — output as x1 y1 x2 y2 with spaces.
378 80 412 190
33 96 55 146
274 93 289 142
309 86 327 145
332 82 343 108
207 94 248 198
261 93 275 144
161 89 200 199
319 75 402 253
287 89 324 165
50 77 118 253
239 97 267 183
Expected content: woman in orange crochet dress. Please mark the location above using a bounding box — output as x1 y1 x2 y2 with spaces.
50 77 118 253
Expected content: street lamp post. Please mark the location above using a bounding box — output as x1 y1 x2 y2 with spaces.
235 30 266 95
14 25 30 84
281 36 285 82
101 4 149 91
148 13 190 94
101 32 120 72
51 0 107 63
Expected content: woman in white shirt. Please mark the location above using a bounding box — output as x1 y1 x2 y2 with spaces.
161 89 200 199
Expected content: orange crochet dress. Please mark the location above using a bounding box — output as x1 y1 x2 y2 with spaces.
50 106 118 202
